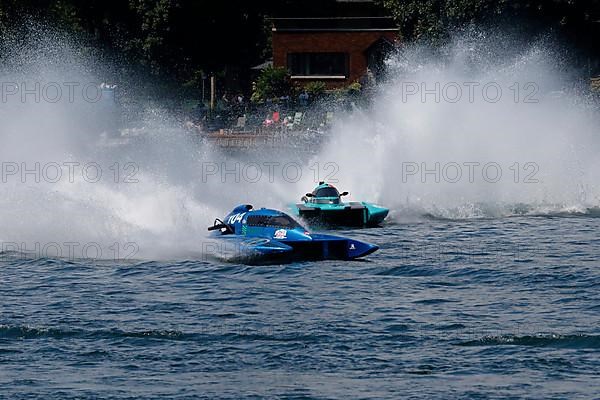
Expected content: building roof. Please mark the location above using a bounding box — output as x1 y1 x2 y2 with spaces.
272 17 397 32
271 0 390 19
251 60 273 70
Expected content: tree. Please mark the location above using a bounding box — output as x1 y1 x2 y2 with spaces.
378 0 600 42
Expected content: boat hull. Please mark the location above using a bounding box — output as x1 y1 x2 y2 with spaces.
208 234 377 263
295 202 389 227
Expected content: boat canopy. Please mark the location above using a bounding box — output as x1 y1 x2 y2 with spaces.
314 186 340 198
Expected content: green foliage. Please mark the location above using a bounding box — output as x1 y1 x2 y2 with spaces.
378 0 502 40
304 81 327 97
0 0 284 93
377 0 600 42
0 6 5 33
346 82 362 95
330 82 361 99
251 67 292 103
51 0 84 32
1 0 598 96
126 0 176 74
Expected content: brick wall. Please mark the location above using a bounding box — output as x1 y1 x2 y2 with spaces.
273 31 398 88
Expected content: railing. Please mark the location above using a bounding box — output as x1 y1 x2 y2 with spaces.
205 130 285 148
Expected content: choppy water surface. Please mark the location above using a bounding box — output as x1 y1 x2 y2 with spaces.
1 215 599 399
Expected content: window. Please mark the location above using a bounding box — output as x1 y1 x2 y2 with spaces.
247 214 302 228
288 53 348 77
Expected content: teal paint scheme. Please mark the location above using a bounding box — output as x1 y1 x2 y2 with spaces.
293 183 389 228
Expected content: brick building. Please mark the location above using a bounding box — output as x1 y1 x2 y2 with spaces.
271 1 398 89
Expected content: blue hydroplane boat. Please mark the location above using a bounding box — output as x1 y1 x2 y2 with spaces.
208 205 378 262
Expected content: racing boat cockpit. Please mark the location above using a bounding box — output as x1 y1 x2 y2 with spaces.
303 183 348 205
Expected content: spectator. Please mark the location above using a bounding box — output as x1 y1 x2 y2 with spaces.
283 115 292 127
298 90 309 107
221 92 230 104
359 68 376 89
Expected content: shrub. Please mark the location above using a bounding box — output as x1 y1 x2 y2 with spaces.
346 82 362 95
304 81 327 97
251 67 292 103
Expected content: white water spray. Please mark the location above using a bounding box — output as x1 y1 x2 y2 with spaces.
322 31 600 219
1 26 599 260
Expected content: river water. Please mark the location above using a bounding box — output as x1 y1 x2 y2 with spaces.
1 215 599 399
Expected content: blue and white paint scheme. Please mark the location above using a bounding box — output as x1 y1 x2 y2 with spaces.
208 205 379 262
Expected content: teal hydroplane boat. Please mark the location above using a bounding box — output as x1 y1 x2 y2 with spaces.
293 182 389 228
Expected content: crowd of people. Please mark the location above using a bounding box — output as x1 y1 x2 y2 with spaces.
185 89 322 134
